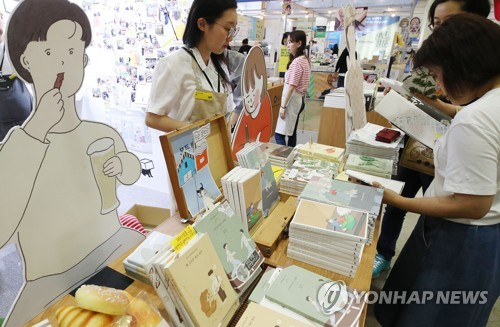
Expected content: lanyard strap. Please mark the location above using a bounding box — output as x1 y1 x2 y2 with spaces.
1 46 5 71
182 47 220 92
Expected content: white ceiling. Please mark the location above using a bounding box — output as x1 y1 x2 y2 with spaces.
238 0 417 18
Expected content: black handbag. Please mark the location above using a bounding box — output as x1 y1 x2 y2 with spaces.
0 47 33 140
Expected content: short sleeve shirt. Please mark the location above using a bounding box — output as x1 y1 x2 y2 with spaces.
285 56 311 95
147 47 234 121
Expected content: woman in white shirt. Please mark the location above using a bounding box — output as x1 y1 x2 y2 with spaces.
145 0 238 132
374 14 500 326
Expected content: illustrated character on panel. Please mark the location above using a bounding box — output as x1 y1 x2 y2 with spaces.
343 4 367 142
231 46 272 160
0 0 144 325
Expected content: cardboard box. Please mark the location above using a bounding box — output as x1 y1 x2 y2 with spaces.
125 204 171 230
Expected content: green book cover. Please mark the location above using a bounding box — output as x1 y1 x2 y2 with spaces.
265 265 367 327
194 201 264 292
345 154 393 175
299 176 383 218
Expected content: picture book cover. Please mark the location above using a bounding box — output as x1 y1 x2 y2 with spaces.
292 156 340 178
194 201 264 292
298 142 345 163
164 234 238 327
170 126 222 217
239 143 280 217
235 169 263 231
291 199 369 242
265 265 366 327
300 177 383 217
345 154 393 176
236 302 312 327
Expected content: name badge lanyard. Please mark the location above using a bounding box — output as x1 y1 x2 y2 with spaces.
182 47 220 93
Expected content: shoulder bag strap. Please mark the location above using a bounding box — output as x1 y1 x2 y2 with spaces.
182 47 217 92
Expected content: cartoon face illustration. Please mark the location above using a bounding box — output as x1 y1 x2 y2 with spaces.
21 20 88 99
243 69 263 117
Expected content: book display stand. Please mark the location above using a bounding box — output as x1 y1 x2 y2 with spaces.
159 114 235 220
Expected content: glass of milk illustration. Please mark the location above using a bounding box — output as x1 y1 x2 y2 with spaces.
87 137 120 214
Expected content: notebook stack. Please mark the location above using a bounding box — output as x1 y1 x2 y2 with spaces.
298 176 383 245
345 123 404 175
260 142 296 168
246 265 367 327
288 199 370 277
345 153 394 179
221 167 264 232
323 88 346 108
296 142 345 163
236 142 280 217
279 156 338 196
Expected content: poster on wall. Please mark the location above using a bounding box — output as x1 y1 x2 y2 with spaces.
355 15 400 61
333 6 368 31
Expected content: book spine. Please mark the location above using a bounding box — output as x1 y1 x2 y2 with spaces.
288 228 364 252
287 248 357 278
289 221 367 243
287 243 360 267
288 239 362 264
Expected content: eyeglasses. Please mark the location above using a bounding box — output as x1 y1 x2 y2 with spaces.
427 23 434 31
213 22 239 39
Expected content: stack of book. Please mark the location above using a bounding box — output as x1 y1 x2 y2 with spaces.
122 231 173 285
260 143 295 168
296 142 345 163
345 153 393 179
236 142 280 217
221 167 264 232
345 122 404 174
298 176 383 244
323 88 346 108
144 233 240 327
246 265 367 327
288 199 370 277
279 156 338 196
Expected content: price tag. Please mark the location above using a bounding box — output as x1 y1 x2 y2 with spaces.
194 91 214 101
170 225 197 253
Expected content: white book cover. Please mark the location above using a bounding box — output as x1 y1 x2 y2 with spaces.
124 231 173 268
345 169 405 195
375 90 448 149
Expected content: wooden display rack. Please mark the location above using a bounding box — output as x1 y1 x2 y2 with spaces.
159 114 235 220
250 193 297 258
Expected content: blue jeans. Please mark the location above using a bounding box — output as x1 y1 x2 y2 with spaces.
376 165 433 261
375 216 500 326
275 98 305 147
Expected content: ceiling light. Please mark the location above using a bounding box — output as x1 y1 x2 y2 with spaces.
391 13 396 17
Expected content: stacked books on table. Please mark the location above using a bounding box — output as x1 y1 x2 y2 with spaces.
323 88 346 108
236 142 280 217
221 167 264 232
296 142 345 163
144 201 265 327
288 199 370 277
345 123 404 175
123 231 173 285
345 153 394 179
244 265 367 327
260 142 295 168
279 156 338 196
298 176 383 245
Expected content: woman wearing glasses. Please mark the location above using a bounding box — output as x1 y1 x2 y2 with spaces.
145 0 238 132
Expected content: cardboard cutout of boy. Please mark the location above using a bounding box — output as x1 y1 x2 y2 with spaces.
231 46 272 160
0 0 145 325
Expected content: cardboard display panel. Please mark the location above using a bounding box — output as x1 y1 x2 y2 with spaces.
159 114 235 219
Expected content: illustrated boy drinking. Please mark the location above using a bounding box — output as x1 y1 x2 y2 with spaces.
0 0 144 325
